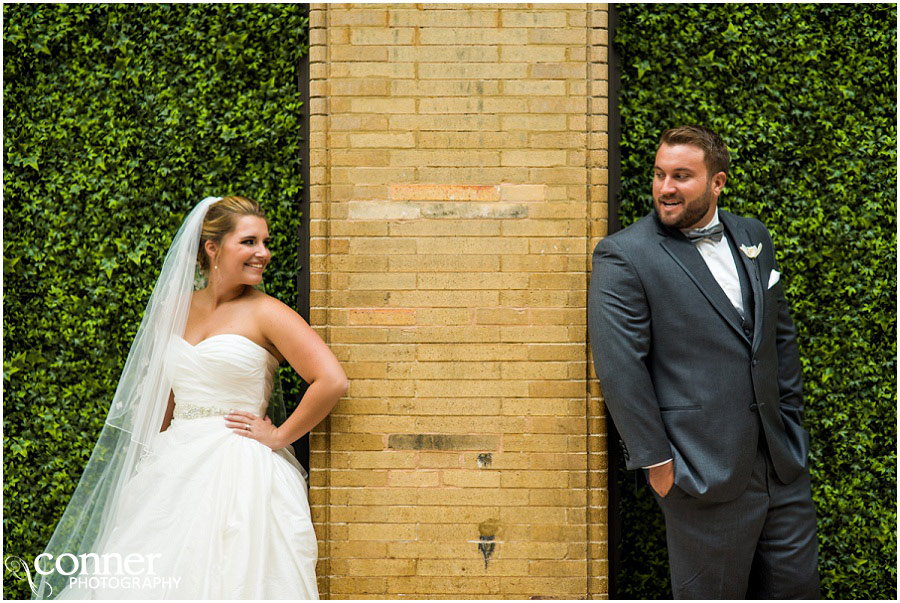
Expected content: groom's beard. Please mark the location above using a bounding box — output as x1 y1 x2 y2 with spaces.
655 184 715 230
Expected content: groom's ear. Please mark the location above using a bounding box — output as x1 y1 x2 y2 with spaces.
711 171 727 196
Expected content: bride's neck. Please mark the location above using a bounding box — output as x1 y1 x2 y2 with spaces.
201 282 248 307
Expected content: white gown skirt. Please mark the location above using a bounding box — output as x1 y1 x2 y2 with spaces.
56 415 319 599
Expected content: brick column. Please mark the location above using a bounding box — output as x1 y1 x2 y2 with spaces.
587 7 611 598
308 4 610 598
307 5 332 599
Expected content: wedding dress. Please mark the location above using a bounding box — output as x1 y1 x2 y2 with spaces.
55 333 319 599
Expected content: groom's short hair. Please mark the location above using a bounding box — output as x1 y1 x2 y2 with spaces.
659 125 730 179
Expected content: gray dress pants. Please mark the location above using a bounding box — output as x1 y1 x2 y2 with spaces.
652 444 820 599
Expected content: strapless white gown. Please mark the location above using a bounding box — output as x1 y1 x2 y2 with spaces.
56 334 318 599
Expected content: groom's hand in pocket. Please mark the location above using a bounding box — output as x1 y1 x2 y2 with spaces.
649 460 675 497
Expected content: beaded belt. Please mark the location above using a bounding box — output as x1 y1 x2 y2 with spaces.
173 403 230 420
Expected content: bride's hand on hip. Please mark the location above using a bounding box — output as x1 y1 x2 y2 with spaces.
225 410 284 451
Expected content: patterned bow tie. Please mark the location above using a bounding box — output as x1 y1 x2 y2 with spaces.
685 222 724 243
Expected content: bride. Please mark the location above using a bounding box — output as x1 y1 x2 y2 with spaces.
34 196 347 599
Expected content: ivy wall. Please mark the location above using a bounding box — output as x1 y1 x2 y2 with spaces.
3 5 308 599
614 4 896 599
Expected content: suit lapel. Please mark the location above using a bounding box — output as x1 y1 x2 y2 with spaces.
720 213 765 352
658 224 750 343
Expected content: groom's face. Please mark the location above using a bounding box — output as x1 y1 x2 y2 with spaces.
653 143 724 230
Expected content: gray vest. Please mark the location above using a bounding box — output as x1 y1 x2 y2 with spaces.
725 232 755 338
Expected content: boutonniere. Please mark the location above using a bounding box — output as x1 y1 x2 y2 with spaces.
740 243 762 259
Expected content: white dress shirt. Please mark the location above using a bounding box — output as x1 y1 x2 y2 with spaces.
687 209 744 318
644 209 744 470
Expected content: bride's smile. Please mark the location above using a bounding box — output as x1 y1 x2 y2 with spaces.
207 215 271 285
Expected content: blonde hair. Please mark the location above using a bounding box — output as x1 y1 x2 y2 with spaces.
197 196 267 272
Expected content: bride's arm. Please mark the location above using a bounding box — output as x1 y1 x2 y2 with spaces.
160 390 175 432
230 297 348 449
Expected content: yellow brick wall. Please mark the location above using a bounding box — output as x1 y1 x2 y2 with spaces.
308 3 609 598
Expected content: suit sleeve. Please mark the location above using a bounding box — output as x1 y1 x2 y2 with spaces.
763 226 805 414
588 237 672 469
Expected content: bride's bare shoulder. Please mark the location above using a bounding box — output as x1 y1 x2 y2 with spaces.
247 288 301 321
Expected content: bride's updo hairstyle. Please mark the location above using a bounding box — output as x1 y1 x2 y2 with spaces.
197 195 267 272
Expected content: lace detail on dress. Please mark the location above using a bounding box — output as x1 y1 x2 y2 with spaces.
173 403 230 420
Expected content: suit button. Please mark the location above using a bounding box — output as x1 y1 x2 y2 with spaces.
749 403 758 412
752 358 759 366
743 327 752 336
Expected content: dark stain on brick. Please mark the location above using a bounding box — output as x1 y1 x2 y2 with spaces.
478 519 500 569
477 453 492 468
478 535 495 570
387 434 499 451
420 202 527 219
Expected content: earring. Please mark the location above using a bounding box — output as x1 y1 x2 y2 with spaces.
214 264 218 270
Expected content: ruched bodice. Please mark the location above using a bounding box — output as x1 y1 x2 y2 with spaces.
168 334 280 418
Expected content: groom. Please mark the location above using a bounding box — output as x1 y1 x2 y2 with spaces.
588 125 819 598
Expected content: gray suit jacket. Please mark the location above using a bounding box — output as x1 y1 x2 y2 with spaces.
588 210 810 502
